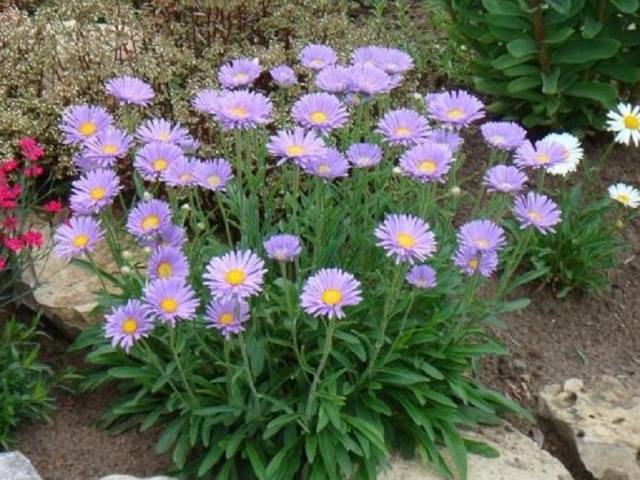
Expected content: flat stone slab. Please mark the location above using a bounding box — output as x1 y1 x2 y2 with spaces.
0 452 42 480
379 424 572 480
538 376 640 480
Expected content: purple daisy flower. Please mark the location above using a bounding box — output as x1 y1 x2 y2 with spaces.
480 121 527 151
379 47 414 74
72 151 116 172
83 127 132 162
426 90 485 126
148 246 189 281
267 127 327 166
406 265 437 289
139 224 188 250
315 65 351 93
126 199 173 240
205 299 250 339
162 157 198 188
179 135 200 154
346 143 383 168
53 216 104 261
143 278 199 325
399 142 454 184
218 58 261 89
304 148 350 180
291 93 348 133
192 89 222 115
453 245 498 278
348 64 393 95
300 268 362 319
376 108 429 146
104 76 155 106
513 192 561 234
204 249 266 300
270 65 298 87
458 219 506 253
213 90 273 130
351 46 386 69
514 140 565 170
194 158 234 191
375 214 437 264
136 118 190 146
104 299 154 352
263 234 302 262
59 105 114 145
134 141 185 181
483 165 527 194
427 129 463 155
300 44 337 70
69 168 121 215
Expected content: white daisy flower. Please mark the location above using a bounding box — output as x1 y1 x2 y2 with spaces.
606 103 640 146
543 133 584 176
608 183 640 208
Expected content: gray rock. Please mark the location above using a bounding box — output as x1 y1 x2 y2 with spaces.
0 452 42 480
539 376 640 480
379 423 572 480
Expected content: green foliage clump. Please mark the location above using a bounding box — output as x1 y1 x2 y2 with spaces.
436 0 640 130
0 317 58 448
527 183 627 297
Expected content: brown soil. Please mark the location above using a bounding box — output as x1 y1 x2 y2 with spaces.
12 141 640 480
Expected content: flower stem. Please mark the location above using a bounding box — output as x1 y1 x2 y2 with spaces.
239 332 260 412
496 228 534 298
216 193 233 246
168 326 199 407
305 318 336 419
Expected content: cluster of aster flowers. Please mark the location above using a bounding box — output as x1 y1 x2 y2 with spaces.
0 138 53 275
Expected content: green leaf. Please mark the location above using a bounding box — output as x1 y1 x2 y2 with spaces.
245 443 268 480
263 413 299 440
343 415 387 454
507 76 542 93
197 443 224 477
564 81 618 106
595 63 640 83
492 53 535 70
482 0 525 15
173 431 191 469
485 14 531 30
497 298 531 313
582 16 603 39
553 39 620 64
441 424 467 479
611 0 639 13
305 434 318 464
108 366 149 380
546 0 570 13
541 69 560 94
544 27 575 44
507 38 537 57
156 417 185 454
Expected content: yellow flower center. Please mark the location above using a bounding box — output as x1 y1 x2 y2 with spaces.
72 234 89 248
233 72 248 82
616 193 631 205
89 187 106 201
317 164 331 175
476 238 489 249
230 106 248 119
208 175 221 188
142 214 160 231
447 108 465 120
287 145 305 156
536 153 550 164
79 121 97 136
468 258 479 270
122 317 138 334
219 312 235 325
624 114 639 130
153 158 168 171
310 111 328 124
528 210 542 222
160 297 178 313
394 127 411 137
157 261 172 278
321 288 342 305
396 232 416 248
418 160 437 174
102 144 118 155
156 131 171 142
225 269 246 286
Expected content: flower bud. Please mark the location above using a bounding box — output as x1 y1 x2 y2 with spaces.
392 166 402 176
180 203 191 211
412 92 423 100
121 266 132 275
196 222 206 230
122 250 133 259
451 186 462 197
615 219 624 229
143 191 153 201
143 246 152 255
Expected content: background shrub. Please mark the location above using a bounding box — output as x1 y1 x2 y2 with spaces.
435 0 640 131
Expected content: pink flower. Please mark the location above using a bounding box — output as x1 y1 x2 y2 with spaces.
19 137 45 162
0 256 6 271
3 236 23 252
22 230 43 248
24 165 44 178
43 199 63 214
1 159 19 174
2 216 18 231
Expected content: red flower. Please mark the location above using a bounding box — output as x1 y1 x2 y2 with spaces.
3 236 23 252
23 165 44 178
0 256 5 272
43 199 63 214
1 159 19 174
2 216 19 231
19 137 45 162
22 230 43 248
0 184 20 209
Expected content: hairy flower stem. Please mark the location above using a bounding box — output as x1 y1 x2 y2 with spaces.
84 250 107 291
168 327 199 407
233 130 246 242
139 339 185 404
383 291 416 366
239 333 260 414
313 181 326 267
216 193 233 245
496 228 534 298
304 318 336 419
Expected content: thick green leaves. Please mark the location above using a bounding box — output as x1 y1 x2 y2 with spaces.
553 39 620 64
506 38 537 57
507 76 542 93
611 0 639 13
546 0 571 14
564 81 618 106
